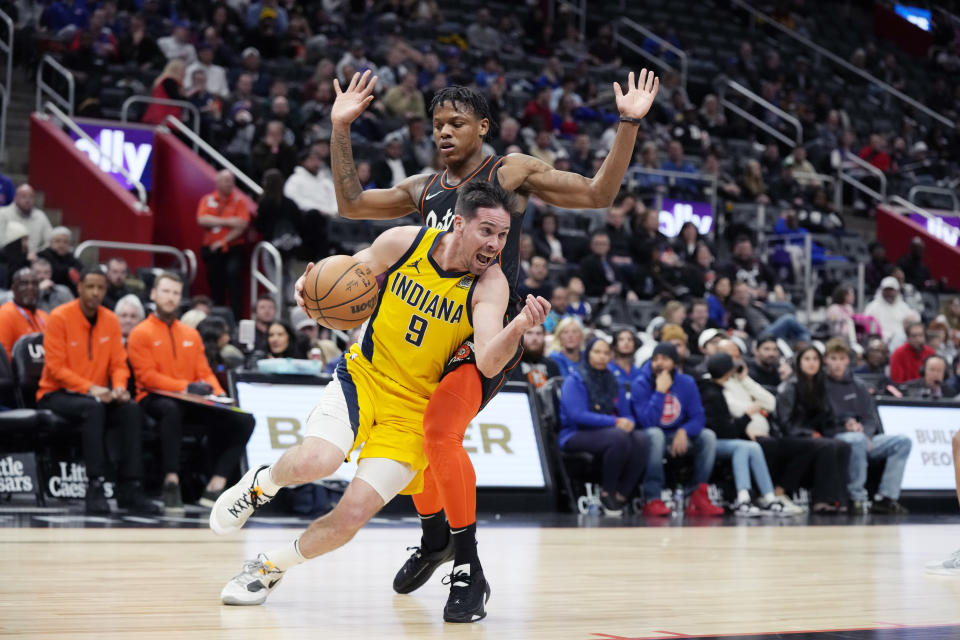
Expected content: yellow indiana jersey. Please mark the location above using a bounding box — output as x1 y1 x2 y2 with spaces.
353 226 477 398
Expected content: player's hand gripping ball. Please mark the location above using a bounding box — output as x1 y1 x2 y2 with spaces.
301 255 379 330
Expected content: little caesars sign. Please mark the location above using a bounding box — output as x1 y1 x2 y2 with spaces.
0 454 38 493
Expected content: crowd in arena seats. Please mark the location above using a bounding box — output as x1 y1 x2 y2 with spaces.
2 1 960 516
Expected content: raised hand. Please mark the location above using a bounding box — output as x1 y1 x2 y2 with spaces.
613 69 660 121
516 294 551 332
332 70 378 126
294 262 315 313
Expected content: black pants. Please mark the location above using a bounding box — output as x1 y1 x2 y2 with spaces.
202 244 245 321
758 436 850 504
563 428 650 497
37 390 145 480
140 395 255 479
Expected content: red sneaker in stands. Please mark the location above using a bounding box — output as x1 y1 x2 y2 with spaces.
641 499 672 517
685 483 724 517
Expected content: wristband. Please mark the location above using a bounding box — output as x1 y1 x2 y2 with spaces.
619 115 643 124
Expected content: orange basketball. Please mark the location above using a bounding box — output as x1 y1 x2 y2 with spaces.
302 255 379 330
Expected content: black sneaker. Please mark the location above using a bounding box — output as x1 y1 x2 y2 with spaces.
442 566 491 623
85 478 110 515
392 536 455 594
199 488 223 509
872 497 909 514
116 481 162 515
162 481 185 514
599 492 624 516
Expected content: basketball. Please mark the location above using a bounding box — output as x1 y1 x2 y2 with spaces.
302 255 379 330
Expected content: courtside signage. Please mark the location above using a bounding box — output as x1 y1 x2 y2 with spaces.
235 381 548 488
908 213 960 248
659 199 713 237
877 402 960 490
70 121 155 191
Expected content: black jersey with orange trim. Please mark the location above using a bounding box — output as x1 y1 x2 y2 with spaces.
416 155 524 312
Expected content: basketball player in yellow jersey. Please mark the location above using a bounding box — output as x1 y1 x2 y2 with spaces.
211 182 550 619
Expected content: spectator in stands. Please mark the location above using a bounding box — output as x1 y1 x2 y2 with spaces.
382 71 426 119
142 59 186 125
395 116 434 171
103 258 139 310
784 146 821 189
864 241 892 294
196 170 250 320
569 134 593 177
927 322 956 364
37 227 82 295
0 216 27 279
738 158 770 204
632 342 721 517
543 285 573 333
672 221 701 264
682 298 717 355
707 275 731 328
721 236 775 297
490 117 526 156
252 120 297 179
518 255 553 301
609 329 641 393
718 339 778 442
246 1 288 34
566 276 591 323
681 241 716 296
465 7 501 53
185 42 229 98
523 87 554 131
703 152 741 200
944 356 960 398
36 266 158 515
259 321 306 360
749 336 791 392
529 129 558 168
633 206 668 268
775 346 851 513
900 354 954 400
0 172 13 207
856 337 890 376
897 237 936 292
372 133 419 188
512 324 560 389
67 8 118 67
32 258 73 313
0 185 52 261
936 298 960 348
699 352 785 516
118 13 164 70
549 317 584 378
532 211 565 265
632 142 666 195
580 231 635 300
823 339 911 514
661 140 698 197
0 267 47 357
283 149 337 218
826 284 857 342
559 335 648 515
114 294 145 346
158 21 197 64
661 324 693 371
251 294 277 353
865 277 920 345
728 280 810 342
858 134 892 172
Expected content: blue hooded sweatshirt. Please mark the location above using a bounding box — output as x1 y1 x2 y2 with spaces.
558 368 630 449
630 360 705 437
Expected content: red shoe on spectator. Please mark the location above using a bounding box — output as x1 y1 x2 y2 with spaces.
685 483 724 517
641 499 672 517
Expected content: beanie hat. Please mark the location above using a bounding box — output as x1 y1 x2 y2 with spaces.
706 352 735 379
652 341 679 363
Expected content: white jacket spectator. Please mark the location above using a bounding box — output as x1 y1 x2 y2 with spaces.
158 24 197 64
283 158 337 217
185 49 229 97
863 276 920 345
723 373 776 438
0 184 52 258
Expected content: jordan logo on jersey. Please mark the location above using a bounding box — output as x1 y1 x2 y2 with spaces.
406 258 422 274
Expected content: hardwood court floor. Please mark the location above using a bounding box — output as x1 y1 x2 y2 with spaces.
2 524 960 639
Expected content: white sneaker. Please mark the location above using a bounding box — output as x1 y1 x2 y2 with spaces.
773 495 807 515
209 465 276 535
926 549 960 576
221 554 285 605
731 499 763 517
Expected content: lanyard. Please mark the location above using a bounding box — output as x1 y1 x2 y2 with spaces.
14 304 44 332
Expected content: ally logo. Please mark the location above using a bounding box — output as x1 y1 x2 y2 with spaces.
658 199 714 237
71 123 154 190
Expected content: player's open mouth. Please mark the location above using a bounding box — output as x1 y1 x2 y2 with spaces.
439 142 455 154
476 253 492 266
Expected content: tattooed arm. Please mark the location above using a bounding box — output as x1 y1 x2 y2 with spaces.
330 70 425 220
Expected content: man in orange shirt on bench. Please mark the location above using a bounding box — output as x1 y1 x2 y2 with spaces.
0 267 47 357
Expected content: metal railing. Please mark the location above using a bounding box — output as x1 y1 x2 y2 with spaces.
908 185 959 213
0 9 12 166
159 115 263 198
41 101 148 210
250 241 283 315
890 195 935 220
615 18 688 91
718 79 802 147
122 96 201 138
75 240 196 285
730 0 955 129
836 152 887 203
36 55 74 116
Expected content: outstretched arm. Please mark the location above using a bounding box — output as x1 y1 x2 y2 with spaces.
330 70 424 220
472 266 550 378
501 69 659 209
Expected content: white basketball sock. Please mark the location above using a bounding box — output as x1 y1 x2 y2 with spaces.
259 465 282 495
264 539 307 571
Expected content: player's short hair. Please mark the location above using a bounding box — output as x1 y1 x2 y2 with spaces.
154 271 182 289
79 264 107 282
455 181 516 221
824 338 850 356
429 86 495 138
